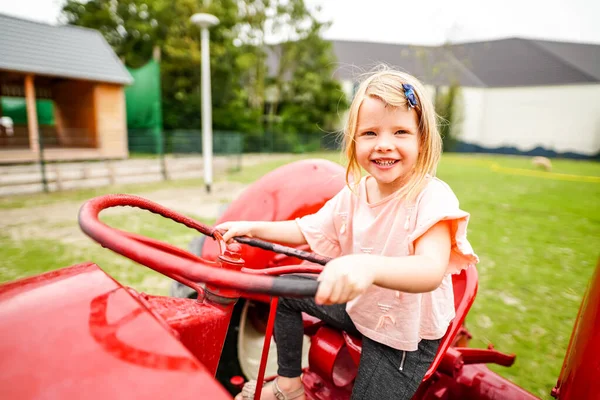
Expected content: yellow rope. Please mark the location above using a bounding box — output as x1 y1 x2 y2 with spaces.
490 163 600 183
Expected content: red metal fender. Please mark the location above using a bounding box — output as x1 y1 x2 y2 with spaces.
552 260 600 399
309 326 357 388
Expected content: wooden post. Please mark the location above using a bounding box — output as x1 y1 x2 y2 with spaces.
54 165 63 191
162 156 169 180
107 160 116 185
24 75 39 153
152 45 161 62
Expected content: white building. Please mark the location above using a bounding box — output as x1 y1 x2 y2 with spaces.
330 38 600 159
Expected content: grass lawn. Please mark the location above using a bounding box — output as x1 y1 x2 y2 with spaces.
436 155 599 399
1 152 599 399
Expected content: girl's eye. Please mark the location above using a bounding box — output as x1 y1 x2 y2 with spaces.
395 130 409 135
362 131 376 136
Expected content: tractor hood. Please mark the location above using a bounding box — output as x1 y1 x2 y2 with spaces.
0 263 230 399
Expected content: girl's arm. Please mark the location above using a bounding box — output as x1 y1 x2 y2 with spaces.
316 221 451 305
216 220 307 246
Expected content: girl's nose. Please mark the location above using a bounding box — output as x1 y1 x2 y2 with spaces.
374 136 393 152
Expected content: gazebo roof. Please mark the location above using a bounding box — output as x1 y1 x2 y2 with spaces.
0 13 133 85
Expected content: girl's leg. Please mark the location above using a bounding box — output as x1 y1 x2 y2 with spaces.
350 337 440 400
236 276 358 400
274 292 359 378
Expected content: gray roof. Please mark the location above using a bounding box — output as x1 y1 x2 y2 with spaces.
529 39 600 81
331 41 484 87
447 38 600 87
0 13 133 85
330 38 600 88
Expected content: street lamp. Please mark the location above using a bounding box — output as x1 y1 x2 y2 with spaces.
190 12 219 193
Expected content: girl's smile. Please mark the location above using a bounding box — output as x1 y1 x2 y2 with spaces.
371 158 400 168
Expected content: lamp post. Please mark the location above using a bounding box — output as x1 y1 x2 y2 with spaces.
190 12 219 193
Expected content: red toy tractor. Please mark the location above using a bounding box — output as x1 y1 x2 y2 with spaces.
0 159 598 400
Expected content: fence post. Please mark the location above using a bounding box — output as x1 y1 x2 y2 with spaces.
159 130 168 180
38 128 49 193
236 132 243 171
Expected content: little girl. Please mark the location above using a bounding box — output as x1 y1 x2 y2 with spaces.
218 67 479 400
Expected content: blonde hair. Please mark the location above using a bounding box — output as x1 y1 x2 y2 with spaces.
342 66 442 202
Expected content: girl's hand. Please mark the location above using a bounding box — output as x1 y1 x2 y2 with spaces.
215 221 256 243
316 255 376 305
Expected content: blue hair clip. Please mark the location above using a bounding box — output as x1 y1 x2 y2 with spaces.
402 84 418 110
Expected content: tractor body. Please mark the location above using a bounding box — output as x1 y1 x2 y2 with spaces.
0 159 598 399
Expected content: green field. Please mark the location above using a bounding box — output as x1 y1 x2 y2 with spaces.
1 153 599 399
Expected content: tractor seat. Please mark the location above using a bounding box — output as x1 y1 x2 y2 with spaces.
340 265 478 381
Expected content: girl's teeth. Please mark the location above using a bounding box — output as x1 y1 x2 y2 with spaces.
375 160 396 166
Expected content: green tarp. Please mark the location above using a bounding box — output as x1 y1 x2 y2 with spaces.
125 59 163 153
1 97 55 125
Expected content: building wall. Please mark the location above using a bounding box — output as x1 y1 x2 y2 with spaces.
341 77 600 157
53 80 97 147
457 88 486 145
93 83 128 158
460 85 600 156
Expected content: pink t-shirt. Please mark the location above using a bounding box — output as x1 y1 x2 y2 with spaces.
296 176 479 351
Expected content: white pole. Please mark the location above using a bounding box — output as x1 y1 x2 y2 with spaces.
190 12 218 193
201 26 213 193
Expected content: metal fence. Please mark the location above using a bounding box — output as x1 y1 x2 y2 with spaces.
0 127 340 196
129 129 340 154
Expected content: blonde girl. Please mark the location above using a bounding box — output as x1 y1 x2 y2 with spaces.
218 67 478 400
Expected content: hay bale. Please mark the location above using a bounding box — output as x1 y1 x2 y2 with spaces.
532 156 552 172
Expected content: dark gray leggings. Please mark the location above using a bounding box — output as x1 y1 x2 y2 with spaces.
274 286 440 400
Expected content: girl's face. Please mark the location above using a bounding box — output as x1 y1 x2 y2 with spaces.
354 96 420 197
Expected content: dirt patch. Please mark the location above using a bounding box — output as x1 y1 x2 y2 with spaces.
140 180 247 218
1 180 248 244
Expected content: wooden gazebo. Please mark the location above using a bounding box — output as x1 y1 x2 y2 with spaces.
0 13 133 164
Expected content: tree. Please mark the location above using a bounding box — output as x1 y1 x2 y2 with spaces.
235 0 347 151
159 0 261 132
61 0 346 151
435 83 462 152
61 0 166 68
62 0 261 132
